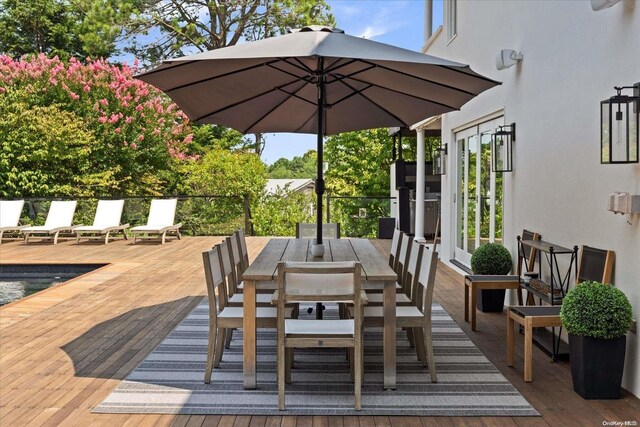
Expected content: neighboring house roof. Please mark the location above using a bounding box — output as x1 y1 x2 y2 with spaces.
265 179 315 195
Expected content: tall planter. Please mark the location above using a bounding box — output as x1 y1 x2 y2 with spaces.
470 243 512 313
569 334 626 399
475 289 506 312
560 281 633 400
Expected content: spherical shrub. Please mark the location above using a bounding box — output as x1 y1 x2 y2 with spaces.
560 281 632 340
470 243 512 275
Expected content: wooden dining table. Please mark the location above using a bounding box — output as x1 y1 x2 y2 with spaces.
241 238 398 390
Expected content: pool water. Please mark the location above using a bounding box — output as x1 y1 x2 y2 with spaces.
0 264 105 306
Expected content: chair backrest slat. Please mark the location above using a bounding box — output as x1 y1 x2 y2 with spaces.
295 223 340 239
405 241 424 301
44 201 76 228
416 248 438 313
226 235 242 295
0 200 24 227
202 247 224 320
147 199 177 226
396 233 412 283
93 200 124 227
236 228 250 271
519 229 540 274
577 245 615 284
278 261 360 301
389 228 402 270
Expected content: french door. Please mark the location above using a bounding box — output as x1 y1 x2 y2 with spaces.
454 118 504 267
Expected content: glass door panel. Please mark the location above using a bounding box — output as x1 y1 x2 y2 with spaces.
466 134 478 253
454 118 505 267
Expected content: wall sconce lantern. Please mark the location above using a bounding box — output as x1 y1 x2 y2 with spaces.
433 144 447 175
491 123 515 172
601 83 639 164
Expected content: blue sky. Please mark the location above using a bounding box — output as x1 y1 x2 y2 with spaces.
261 0 442 164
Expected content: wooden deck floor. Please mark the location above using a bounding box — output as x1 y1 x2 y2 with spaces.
0 237 638 426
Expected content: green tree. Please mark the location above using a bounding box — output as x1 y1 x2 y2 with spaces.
324 129 393 197
251 187 314 236
268 150 317 178
114 0 334 156
119 0 335 64
183 148 267 198
181 148 268 234
0 99 110 197
0 0 120 59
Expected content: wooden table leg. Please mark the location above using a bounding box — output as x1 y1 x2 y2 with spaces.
464 281 469 323
507 312 515 367
524 316 533 382
383 280 396 390
470 283 477 331
243 279 257 389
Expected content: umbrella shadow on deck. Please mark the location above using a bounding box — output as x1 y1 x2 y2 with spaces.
60 296 203 380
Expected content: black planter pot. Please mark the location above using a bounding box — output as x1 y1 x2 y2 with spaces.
475 289 506 312
569 334 626 399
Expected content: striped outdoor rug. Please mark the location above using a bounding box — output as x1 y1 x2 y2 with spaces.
93 301 538 416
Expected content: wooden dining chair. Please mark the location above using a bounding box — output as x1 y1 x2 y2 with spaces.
366 239 421 306
295 222 341 239
235 228 250 273
276 261 363 410
202 245 292 384
223 236 274 307
358 246 439 382
389 228 403 272
362 230 406 295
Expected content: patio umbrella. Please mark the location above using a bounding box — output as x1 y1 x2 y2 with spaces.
137 25 499 250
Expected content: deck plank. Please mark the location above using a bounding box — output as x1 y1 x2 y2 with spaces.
0 237 637 427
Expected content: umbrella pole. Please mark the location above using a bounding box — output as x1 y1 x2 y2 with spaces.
315 57 325 248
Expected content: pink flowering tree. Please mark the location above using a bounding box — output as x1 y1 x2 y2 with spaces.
0 54 194 197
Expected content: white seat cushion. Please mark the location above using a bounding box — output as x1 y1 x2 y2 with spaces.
218 306 291 319
366 293 411 304
285 319 354 335
228 293 273 304
358 305 423 318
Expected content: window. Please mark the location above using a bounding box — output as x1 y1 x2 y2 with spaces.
445 0 457 42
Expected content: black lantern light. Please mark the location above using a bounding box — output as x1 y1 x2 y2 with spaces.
433 144 447 175
491 123 515 172
601 83 639 164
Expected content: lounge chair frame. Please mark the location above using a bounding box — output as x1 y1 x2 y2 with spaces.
0 200 30 244
21 201 80 245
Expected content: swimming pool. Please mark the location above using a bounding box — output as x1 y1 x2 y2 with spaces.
0 264 106 305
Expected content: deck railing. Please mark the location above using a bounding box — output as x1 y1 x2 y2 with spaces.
14 194 395 238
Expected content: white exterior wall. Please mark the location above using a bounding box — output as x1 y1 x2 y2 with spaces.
422 0 640 397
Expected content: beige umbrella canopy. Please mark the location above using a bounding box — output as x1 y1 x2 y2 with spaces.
137 25 499 245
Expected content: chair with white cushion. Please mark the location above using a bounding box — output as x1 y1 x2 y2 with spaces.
276 261 363 411
74 200 129 244
359 247 439 382
22 200 80 244
0 200 30 244
202 244 291 384
367 240 423 306
295 222 341 239
131 198 182 244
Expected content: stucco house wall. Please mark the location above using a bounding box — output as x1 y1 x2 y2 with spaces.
421 0 639 396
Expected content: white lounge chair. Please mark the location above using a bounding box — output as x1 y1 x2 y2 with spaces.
130 198 182 244
74 200 129 244
22 200 80 244
0 200 30 244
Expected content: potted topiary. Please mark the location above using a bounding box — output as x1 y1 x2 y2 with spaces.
560 281 633 399
470 243 513 312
